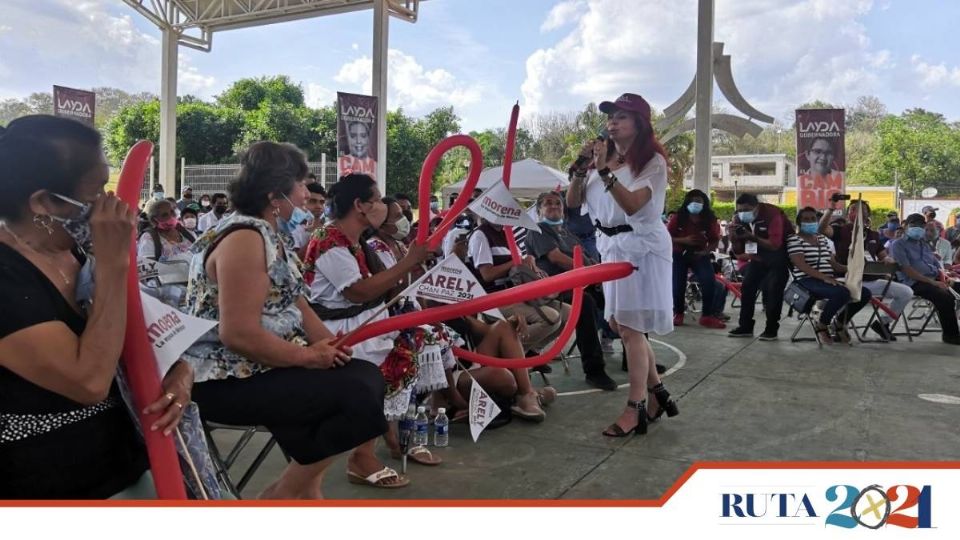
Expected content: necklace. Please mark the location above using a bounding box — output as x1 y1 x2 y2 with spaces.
616 152 626 165
0 223 73 286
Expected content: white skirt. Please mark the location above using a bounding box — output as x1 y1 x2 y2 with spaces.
599 231 674 335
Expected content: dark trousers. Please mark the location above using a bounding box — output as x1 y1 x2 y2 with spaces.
737 256 790 333
713 278 728 313
796 278 872 325
192 362 387 465
672 254 717 315
911 281 960 338
560 288 606 375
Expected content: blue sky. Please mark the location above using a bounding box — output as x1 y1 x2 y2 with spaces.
2 0 960 131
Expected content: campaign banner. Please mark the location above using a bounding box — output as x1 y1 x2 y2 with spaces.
140 291 217 376
796 108 845 209
337 92 378 180
53 85 95 126
406 253 504 320
468 378 501 442
468 179 541 232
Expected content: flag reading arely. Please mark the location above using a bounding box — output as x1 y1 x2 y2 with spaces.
469 378 502 442
468 179 541 233
407 253 504 320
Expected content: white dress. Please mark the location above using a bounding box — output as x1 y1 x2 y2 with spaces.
582 154 674 335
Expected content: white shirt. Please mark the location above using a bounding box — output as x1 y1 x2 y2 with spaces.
466 229 511 267
197 211 226 233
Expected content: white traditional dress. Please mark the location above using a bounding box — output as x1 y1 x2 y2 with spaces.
582 153 674 335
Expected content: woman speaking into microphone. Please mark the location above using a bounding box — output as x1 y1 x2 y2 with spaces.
565 93 678 437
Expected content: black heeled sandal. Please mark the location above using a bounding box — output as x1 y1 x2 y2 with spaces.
647 383 679 422
602 399 648 437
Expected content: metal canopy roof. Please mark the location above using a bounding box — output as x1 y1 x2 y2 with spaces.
123 0 421 51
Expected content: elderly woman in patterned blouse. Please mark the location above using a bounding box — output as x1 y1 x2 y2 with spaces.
183 142 386 499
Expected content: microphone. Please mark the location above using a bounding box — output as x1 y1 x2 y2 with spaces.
571 129 608 171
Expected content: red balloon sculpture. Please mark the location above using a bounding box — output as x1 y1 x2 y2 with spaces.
115 141 187 500
416 134 484 251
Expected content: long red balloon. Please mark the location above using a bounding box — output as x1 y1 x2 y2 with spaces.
452 246 585 368
115 141 187 500
416 135 484 251
501 103 523 266
340 259 633 362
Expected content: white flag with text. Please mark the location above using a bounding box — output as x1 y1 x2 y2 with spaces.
468 179 541 232
469 378 502 442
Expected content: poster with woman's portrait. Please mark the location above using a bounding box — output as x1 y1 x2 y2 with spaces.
337 92 378 180
795 108 845 208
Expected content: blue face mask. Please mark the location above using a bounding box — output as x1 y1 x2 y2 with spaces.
738 210 755 224
542 217 564 226
800 222 819 235
687 202 704 215
51 193 94 254
906 226 925 240
153 191 165 201
278 194 311 235
430 201 440 212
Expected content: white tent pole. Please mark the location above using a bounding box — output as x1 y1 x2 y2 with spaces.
372 0 389 197
159 27 179 195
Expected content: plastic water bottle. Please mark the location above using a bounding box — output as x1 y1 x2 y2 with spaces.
434 408 449 447
414 406 429 446
399 404 416 450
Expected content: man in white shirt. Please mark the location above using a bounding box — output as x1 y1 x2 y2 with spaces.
197 193 229 233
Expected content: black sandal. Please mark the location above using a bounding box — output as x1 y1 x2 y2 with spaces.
602 399 648 437
646 383 680 422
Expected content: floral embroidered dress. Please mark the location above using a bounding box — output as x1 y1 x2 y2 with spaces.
183 214 308 383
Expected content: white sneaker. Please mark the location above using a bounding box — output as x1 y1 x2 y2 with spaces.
600 337 615 354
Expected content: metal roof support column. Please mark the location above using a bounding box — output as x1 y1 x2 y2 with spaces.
159 27 179 195
693 0 714 194
372 0 389 196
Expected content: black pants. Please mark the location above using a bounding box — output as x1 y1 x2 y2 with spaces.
560 288 605 375
193 361 387 465
911 281 960 338
737 256 790 333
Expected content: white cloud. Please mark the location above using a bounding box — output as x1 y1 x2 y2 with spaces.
305 83 335 108
178 55 216 95
910 55 960 89
520 0 896 122
334 49 483 115
541 1 586 32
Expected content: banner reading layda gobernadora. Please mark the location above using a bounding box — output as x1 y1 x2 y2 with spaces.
337 92 378 180
796 108 845 208
53 85 95 126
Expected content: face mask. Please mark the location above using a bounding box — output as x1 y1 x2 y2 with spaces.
277 194 311 235
924 230 937 241
183 217 197 230
365 200 388 229
155 216 179 231
800 222 819 235
542 217 564 226
906 226 925 240
687 202 704 215
201 200 211 208
390 216 411 240
738 210 755 224
430 201 440 212
214 205 227 216
50 193 93 253
153 191 165 201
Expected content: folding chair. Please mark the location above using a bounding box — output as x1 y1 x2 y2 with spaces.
203 422 291 499
849 261 900 343
784 282 823 347
684 278 703 313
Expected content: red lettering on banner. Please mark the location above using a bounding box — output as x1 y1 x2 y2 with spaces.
482 196 521 218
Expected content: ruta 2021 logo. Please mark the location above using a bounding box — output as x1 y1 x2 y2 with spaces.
722 484 932 529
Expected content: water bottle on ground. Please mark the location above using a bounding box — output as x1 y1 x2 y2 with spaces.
414 406 429 446
398 404 416 473
434 408 449 447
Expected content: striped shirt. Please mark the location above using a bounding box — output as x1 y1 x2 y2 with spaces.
786 233 835 280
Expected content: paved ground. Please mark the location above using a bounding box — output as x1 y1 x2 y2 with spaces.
212 305 960 500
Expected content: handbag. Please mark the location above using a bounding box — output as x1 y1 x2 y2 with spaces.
784 281 815 314
508 264 562 324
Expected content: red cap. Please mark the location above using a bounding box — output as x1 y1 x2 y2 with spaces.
599 93 651 120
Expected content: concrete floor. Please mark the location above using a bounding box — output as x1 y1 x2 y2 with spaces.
212 307 960 500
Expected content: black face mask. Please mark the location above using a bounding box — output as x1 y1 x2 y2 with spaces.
214 205 227 216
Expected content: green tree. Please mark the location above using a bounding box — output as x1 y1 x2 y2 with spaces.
216 76 305 111
176 102 244 164
104 100 161 163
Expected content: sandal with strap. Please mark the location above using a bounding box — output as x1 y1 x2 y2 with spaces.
405 445 442 466
814 322 834 344
346 466 410 488
646 383 680 422
602 399 647 437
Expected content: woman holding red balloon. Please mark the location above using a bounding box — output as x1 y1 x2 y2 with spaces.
565 93 679 437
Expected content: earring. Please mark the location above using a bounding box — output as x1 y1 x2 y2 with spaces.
33 214 54 235
273 205 280 217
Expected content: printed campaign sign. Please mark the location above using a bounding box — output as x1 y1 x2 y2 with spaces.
468 378 501 442
407 253 504 320
337 92 378 179
468 179 541 232
795 108 846 209
140 291 217 376
53 85 95 126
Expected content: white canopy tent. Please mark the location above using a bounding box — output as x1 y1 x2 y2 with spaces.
441 159 569 201
123 0 426 198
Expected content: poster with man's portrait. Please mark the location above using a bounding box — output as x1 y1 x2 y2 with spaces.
795 108 845 208
336 92 378 180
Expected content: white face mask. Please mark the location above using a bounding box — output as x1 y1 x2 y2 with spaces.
183 217 197 230
390 216 411 240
